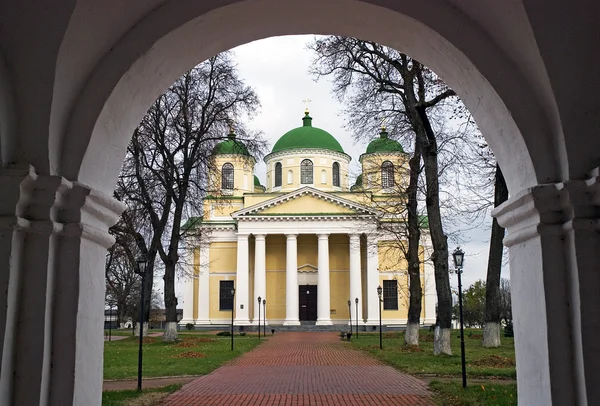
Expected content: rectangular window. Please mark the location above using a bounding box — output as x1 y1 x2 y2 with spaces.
383 279 398 310
219 280 234 311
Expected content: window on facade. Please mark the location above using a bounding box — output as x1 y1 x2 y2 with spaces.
383 279 399 310
221 163 234 189
300 159 313 184
332 162 340 187
274 162 282 187
219 280 235 311
321 169 327 184
381 161 395 188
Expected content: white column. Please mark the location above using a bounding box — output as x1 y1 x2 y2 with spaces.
365 235 380 325
283 234 300 325
196 244 210 324
180 249 195 325
349 234 363 323
234 234 250 325
316 234 332 325
253 234 267 324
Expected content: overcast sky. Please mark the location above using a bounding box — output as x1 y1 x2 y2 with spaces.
172 35 508 304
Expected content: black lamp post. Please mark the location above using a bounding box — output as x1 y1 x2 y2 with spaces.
134 253 148 392
377 285 383 350
452 247 467 388
262 299 266 337
257 296 261 339
355 297 359 338
231 287 236 351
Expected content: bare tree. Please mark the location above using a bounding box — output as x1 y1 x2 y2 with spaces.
310 37 458 353
117 52 264 341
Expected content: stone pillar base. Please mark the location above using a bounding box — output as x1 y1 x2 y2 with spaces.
283 320 300 326
233 319 251 326
316 319 333 326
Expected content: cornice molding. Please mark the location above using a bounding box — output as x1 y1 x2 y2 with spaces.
264 148 351 164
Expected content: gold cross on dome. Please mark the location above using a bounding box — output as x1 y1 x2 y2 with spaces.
302 97 312 113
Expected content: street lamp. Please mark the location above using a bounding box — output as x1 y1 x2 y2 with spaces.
355 297 359 338
347 300 352 333
452 247 467 388
377 285 383 350
134 253 148 392
257 296 261 339
230 287 236 351
262 299 266 337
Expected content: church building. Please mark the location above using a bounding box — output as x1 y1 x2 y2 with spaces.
180 111 437 328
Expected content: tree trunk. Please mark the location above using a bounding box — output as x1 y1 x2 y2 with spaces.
405 140 423 347
415 105 452 355
482 164 508 347
163 261 179 342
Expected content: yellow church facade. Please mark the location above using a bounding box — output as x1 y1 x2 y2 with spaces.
180 112 437 327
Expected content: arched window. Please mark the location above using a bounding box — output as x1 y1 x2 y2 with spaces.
221 163 234 189
300 159 313 184
381 161 395 188
332 162 340 187
274 162 282 187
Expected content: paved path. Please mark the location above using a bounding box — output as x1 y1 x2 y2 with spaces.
163 332 433 405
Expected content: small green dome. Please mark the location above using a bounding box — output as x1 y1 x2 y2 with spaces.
350 174 363 191
271 112 344 154
365 129 404 154
213 130 251 156
254 175 261 186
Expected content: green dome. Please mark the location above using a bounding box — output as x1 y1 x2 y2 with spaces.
213 131 251 156
254 175 261 186
271 112 344 154
365 129 404 154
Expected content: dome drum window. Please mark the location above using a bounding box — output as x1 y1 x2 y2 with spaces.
301 159 313 184
221 163 234 190
332 162 340 187
381 161 395 188
274 162 282 187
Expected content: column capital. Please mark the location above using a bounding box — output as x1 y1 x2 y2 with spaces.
253 234 266 241
237 233 250 240
317 233 330 240
492 174 600 247
285 233 297 239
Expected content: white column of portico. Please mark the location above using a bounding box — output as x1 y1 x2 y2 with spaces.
234 234 250 325
283 234 300 325
349 234 363 323
365 235 380 325
316 234 332 325
196 244 210 324
253 234 267 324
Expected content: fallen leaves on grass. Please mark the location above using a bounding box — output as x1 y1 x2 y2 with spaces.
175 338 215 348
125 392 170 406
172 351 208 359
399 345 424 353
142 337 156 344
471 355 515 368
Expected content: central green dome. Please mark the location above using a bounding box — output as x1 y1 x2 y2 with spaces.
271 112 344 154
365 128 404 154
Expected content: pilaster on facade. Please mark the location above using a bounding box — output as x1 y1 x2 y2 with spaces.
364 234 380 325
196 244 211 325
253 234 267 322
348 234 363 323
234 234 250 325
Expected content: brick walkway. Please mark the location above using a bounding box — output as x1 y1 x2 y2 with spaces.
163 332 433 405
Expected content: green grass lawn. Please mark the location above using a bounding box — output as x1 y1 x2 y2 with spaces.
430 381 517 406
102 384 181 406
349 329 516 379
104 334 262 380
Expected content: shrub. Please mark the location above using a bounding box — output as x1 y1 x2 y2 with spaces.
504 321 514 337
185 323 194 331
216 331 231 336
238 332 246 336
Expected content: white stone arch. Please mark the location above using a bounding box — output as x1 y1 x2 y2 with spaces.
57 0 563 196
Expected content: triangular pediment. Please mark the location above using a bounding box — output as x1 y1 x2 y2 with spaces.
232 187 377 218
298 263 318 272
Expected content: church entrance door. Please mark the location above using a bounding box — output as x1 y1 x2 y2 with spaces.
299 285 318 321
